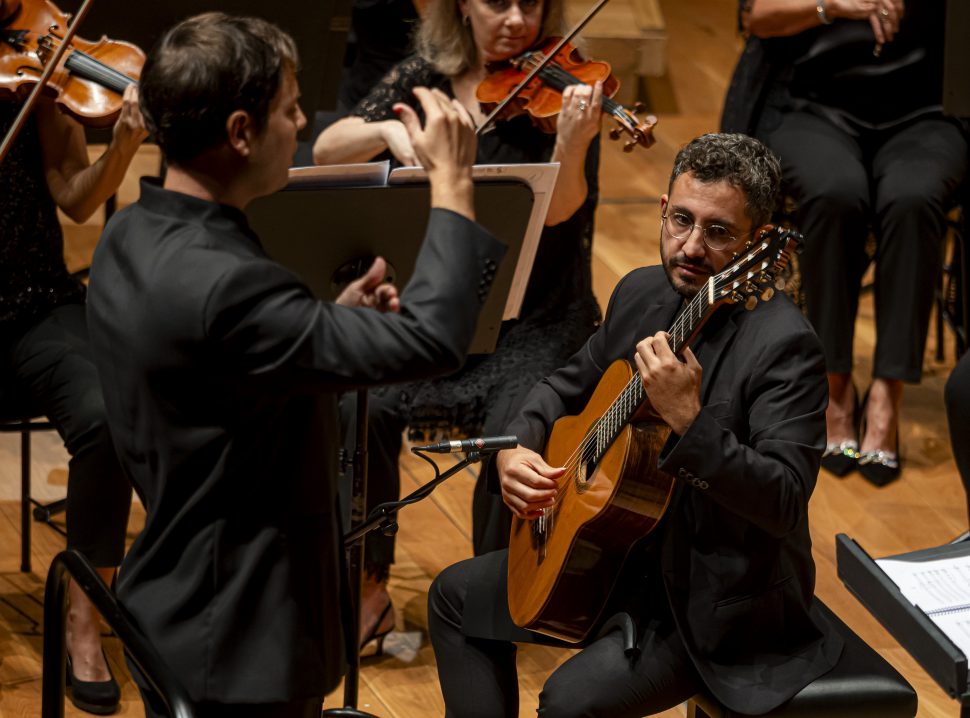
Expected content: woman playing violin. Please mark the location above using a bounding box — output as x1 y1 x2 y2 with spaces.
0 0 147 712
313 0 605 654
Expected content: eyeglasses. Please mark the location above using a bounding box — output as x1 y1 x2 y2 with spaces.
661 211 749 251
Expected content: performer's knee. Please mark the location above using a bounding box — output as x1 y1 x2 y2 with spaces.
537 672 599 718
428 560 469 634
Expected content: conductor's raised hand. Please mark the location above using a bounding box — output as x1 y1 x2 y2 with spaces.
634 332 702 436
496 447 563 519
335 256 400 313
394 87 476 219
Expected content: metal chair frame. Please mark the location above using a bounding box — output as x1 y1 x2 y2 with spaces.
0 415 66 572
44 549 195 718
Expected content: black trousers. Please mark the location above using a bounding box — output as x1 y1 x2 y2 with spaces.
946 352 970 523
768 112 968 382
0 304 131 567
428 552 702 718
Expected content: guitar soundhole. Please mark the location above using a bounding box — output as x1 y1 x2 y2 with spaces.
575 457 596 492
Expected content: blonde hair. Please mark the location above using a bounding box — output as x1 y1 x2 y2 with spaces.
415 0 565 77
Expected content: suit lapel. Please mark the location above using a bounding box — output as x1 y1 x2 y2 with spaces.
632 285 682 351
691 306 741 403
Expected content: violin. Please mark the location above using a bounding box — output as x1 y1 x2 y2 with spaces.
0 0 143 128
476 37 657 152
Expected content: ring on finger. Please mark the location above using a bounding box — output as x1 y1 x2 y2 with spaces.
577 100 588 111
881 7 889 15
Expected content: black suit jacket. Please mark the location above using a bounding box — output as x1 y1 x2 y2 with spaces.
86 181 506 703
507 266 844 714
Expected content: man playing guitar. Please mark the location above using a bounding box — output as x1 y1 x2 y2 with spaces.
428 133 843 718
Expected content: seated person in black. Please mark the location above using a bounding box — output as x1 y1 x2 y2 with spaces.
0 0 147 711
313 0 603 651
428 133 843 717
722 0 969 485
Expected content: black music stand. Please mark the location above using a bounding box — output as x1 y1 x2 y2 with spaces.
246 178 536 716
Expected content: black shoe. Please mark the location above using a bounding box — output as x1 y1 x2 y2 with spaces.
821 441 859 476
67 652 120 715
857 388 901 487
858 439 901 487
821 383 860 476
360 599 394 659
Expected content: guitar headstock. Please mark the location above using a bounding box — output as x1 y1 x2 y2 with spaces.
709 227 801 311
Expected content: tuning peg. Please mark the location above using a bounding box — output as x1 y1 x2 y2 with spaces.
634 102 646 114
744 295 759 311
623 140 636 152
760 287 775 302
609 127 621 141
743 281 757 295
774 277 787 291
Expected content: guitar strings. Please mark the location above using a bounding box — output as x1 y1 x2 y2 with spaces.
545 237 780 506
535 236 785 531
545 285 711 507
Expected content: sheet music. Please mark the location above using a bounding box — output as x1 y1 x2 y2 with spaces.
878 555 970 659
389 163 560 320
287 161 390 188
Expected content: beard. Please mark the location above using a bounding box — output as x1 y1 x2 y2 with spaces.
660 242 715 299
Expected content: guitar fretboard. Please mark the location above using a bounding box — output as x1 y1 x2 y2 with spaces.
579 283 713 479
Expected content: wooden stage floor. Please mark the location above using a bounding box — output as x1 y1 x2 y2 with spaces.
1 0 967 715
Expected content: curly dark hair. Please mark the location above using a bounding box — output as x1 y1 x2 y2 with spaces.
669 133 782 227
140 12 298 165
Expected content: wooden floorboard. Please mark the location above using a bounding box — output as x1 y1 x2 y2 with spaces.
1 0 965 715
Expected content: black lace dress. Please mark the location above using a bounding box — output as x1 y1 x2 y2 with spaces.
0 105 84 339
353 55 602 441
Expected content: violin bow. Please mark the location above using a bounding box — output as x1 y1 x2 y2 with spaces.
476 0 612 136
0 0 96 167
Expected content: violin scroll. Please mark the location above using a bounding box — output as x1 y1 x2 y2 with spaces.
609 100 657 152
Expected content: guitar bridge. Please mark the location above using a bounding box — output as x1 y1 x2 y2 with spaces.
531 508 552 562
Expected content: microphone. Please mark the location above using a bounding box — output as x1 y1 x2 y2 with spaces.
415 435 518 454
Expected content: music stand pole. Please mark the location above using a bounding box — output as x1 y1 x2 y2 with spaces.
323 388 375 718
323 420 494 717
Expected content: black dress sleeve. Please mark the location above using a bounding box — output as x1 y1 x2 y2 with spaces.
351 55 447 122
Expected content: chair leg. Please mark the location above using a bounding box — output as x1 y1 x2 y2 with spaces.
32 498 67 523
20 426 31 573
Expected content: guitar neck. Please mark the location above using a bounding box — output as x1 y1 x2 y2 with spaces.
588 282 715 464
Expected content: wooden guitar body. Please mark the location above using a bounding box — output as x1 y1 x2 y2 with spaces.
506 359 675 643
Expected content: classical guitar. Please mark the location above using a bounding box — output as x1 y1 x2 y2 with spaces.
506 227 801 643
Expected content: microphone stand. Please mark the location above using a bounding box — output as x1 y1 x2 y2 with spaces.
322 395 498 717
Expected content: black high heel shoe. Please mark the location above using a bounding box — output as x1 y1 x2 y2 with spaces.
67 651 121 715
359 600 394 658
858 434 901 487
857 389 902 487
821 385 860 477
820 440 860 476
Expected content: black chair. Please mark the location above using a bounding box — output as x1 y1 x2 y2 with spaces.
0 397 67 573
43 549 195 718
686 599 917 718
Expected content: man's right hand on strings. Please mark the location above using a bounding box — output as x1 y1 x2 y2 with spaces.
496 447 564 519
